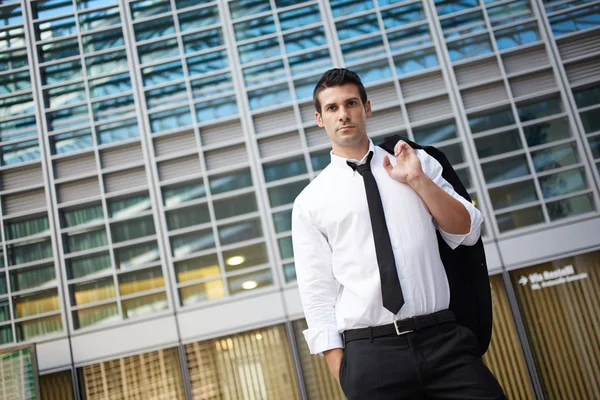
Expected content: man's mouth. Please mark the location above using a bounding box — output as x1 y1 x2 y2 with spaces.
337 125 355 131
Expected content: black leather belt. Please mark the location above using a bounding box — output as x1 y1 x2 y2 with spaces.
342 309 455 345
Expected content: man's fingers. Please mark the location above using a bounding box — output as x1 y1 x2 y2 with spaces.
382 155 393 174
394 140 409 157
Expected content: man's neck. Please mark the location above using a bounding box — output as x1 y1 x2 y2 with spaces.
332 139 370 161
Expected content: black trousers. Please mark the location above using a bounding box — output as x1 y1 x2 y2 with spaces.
339 321 506 399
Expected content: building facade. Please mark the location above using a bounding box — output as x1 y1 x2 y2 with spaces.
0 0 599 399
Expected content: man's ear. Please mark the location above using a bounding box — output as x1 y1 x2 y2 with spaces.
315 111 323 127
365 100 372 117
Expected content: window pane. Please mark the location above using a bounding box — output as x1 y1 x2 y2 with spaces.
469 109 515 134
273 209 292 233
179 279 225 305
213 193 257 220
122 291 168 318
538 168 587 199
175 253 220 283
166 204 211 230
171 229 215 257
481 154 530 183
114 242 160 269
62 204 104 228
109 194 151 218
268 180 308 207
264 158 307 182
523 117 570 146
228 268 273 295
518 98 561 122
71 277 115 306
74 302 119 329
489 180 538 210
118 267 164 296
64 228 107 253
496 205 544 232
547 193 595 221
66 252 112 280
6 216 49 240
531 143 579 172
111 215 156 243
209 169 252 195
475 129 522 158
218 218 262 246
223 242 268 273
14 289 60 318
163 181 206 207
7 239 53 266
16 314 62 341
10 264 56 292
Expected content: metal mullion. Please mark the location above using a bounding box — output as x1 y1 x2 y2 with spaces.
543 188 594 204
110 234 158 250
13 310 62 325
505 62 553 80
493 200 544 216
34 31 79 46
490 15 537 32
166 223 213 239
233 31 279 47
0 87 33 101
278 20 323 37
119 286 165 302
224 263 271 279
114 260 162 276
62 246 110 261
37 53 81 68
70 297 117 312
66 271 114 286
531 0 600 204
533 162 586 178
486 173 535 190
263 174 310 190
528 136 576 152
163 198 209 213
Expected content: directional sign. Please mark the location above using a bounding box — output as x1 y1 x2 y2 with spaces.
518 265 588 291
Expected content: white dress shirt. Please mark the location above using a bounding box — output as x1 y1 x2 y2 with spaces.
291 140 483 355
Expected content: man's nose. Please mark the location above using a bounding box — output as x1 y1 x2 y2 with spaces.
338 107 350 121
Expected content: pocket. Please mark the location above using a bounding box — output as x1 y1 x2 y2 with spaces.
339 350 348 390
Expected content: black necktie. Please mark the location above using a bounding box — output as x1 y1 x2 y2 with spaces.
347 151 404 315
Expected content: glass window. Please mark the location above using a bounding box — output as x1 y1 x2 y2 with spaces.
166 204 211 230
10 264 56 293
547 193 595 221
7 239 53 266
118 267 164 296
82 28 124 53
549 5 600 37
381 3 425 29
263 158 307 182
79 7 121 32
234 15 275 41
222 242 268 273
0 140 41 166
89 73 131 98
111 215 156 243
393 47 438 76
517 97 561 122
336 13 379 41
122 292 168 318
352 59 392 83
279 5 320 30
130 0 171 19
0 4 23 26
44 83 87 109
342 36 386 64
447 34 493 62
538 168 587 199
150 106 193 133
278 236 293 259
273 209 292 233
191 73 233 100
267 180 308 207
243 60 286 87
489 179 538 210
66 252 112 280
179 278 225 305
143 61 184 87
0 49 28 73
38 38 80 62
238 37 280 64
573 85 600 108
187 50 229 76
171 229 215 258
133 16 175 41
580 109 600 134
16 314 63 341
495 22 539 50
330 0 373 18
77 0 119 11
209 169 252 195
74 302 118 329
92 94 135 121
435 0 478 15
178 7 219 32
523 117 570 146
475 129 523 158
13 289 60 318
284 27 327 54
531 143 578 172
248 83 291 110
85 51 128 77
488 0 532 26
97 119 139 144
228 268 273 295
196 95 238 122
481 154 530 183
163 181 206 207
213 193 257 220
6 216 49 240
414 123 457 145
138 38 179 64
469 108 515 134
33 0 74 20
109 194 151 219
71 277 115 306
0 116 37 142
183 28 223 54
387 25 431 53
310 150 330 171
35 16 77 41
496 205 544 232
441 10 485 38
218 218 262 246
174 253 220 283
145 83 187 109
283 262 296 282
64 228 108 253
114 241 160 269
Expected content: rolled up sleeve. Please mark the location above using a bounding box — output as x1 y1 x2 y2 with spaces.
418 150 484 249
292 202 343 354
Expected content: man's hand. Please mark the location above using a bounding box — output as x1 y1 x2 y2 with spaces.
323 348 344 385
382 140 424 184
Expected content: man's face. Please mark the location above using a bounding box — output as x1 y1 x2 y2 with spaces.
315 84 371 153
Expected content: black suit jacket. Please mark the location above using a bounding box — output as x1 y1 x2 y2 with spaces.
379 135 492 355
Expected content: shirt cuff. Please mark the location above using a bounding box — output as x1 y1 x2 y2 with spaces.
303 326 344 355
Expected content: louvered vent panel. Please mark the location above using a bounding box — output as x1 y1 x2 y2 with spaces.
300 103 316 123
100 143 143 168
367 83 398 105
3 189 46 215
407 96 452 123
367 107 404 134
200 120 243 146
558 31 600 61
153 131 196 157
401 72 445 100
509 70 557 98
305 126 329 147
104 167 146 193
565 56 600 85
502 46 548 74
54 154 96 180
1 165 43 191
461 82 508 110
454 58 501 87
158 155 200 181
205 144 248 170
254 107 295 134
258 132 302 158
58 177 100 203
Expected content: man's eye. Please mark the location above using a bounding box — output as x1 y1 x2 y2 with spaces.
348 101 356 106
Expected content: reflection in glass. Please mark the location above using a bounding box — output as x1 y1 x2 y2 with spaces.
547 193 595 221
175 254 220 283
213 193 257 220
10 264 56 293
179 279 225 305
167 204 211 230
67 252 112 280
489 179 538 210
223 242 268 273
228 268 273 295
123 292 168 318
171 229 215 258
163 181 206 207
16 314 62 341
496 205 544 232
74 302 119 329
114 242 160 269
118 267 164 296
71 277 115 306
482 154 530 183
218 218 262 246
268 180 308 207
538 168 587 199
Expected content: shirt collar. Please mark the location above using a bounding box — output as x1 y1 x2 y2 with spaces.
330 139 376 169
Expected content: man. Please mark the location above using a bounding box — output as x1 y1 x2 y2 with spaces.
292 68 505 399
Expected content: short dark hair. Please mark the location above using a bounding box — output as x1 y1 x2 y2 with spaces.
313 68 367 113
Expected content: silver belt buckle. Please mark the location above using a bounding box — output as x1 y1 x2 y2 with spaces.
393 319 413 336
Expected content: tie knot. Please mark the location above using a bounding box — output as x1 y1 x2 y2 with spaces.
347 151 374 175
